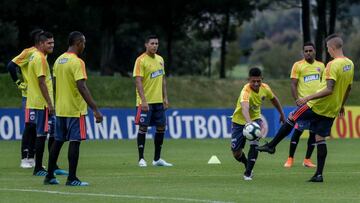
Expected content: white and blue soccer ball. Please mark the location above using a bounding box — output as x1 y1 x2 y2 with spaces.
243 122 262 141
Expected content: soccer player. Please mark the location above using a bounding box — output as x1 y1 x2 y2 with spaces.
44 31 103 186
7 29 43 168
257 34 354 182
133 35 172 167
26 31 55 176
231 67 285 180
283 42 325 168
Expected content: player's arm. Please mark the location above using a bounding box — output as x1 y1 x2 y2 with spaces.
296 79 335 106
290 78 299 101
162 76 169 109
38 76 55 115
135 76 149 111
270 96 286 123
7 61 26 90
76 79 103 123
339 84 352 117
240 101 252 124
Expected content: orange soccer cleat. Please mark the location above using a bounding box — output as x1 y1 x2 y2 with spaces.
283 157 294 168
303 159 316 168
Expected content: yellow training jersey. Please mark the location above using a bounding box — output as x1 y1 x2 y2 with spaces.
26 49 53 109
133 53 165 106
290 59 325 98
11 46 37 97
53 52 88 117
308 57 354 118
232 83 275 125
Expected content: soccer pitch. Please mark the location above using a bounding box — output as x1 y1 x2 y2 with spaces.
0 138 359 203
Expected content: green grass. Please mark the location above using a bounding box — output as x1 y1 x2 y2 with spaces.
1 74 360 108
1 138 360 202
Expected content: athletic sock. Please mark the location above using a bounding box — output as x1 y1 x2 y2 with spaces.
21 124 32 159
154 132 164 161
47 136 60 169
46 140 64 179
137 132 146 160
34 136 46 172
26 123 37 159
315 140 327 176
235 153 247 168
305 132 316 159
68 141 80 181
289 129 302 158
268 121 294 148
245 145 258 176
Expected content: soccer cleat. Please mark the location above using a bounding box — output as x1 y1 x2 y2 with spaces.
138 158 147 167
54 168 69 176
256 143 276 154
303 159 316 168
284 157 294 168
308 174 323 182
152 158 173 167
27 158 35 167
243 171 253 181
20 159 32 169
66 179 89 186
33 168 48 176
44 177 60 185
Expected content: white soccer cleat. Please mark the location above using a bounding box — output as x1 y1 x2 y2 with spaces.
20 159 32 169
152 158 173 167
243 175 253 181
138 158 147 167
27 158 35 167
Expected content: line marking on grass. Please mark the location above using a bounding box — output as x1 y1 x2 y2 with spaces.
0 188 234 203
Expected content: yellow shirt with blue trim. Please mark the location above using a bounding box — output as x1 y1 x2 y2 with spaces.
290 59 325 98
26 50 53 109
11 46 37 97
232 83 274 125
133 53 165 106
308 57 354 118
53 52 88 117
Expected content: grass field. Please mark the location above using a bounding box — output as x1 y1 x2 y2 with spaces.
1 138 359 203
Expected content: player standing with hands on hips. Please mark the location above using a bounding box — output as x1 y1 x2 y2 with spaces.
133 35 172 167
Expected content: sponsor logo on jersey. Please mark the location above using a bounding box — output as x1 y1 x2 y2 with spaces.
343 65 351 72
303 74 320 82
150 69 164 78
58 58 69 64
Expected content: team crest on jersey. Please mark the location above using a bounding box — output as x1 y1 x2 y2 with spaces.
58 58 69 64
303 74 320 82
343 65 351 72
150 69 164 78
261 96 266 101
316 67 321 72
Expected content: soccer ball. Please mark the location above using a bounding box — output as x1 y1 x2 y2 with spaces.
243 122 262 141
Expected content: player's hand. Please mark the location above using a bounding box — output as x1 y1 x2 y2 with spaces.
15 79 27 90
48 104 55 116
163 98 169 110
94 110 103 123
141 102 149 112
296 97 307 106
339 107 345 117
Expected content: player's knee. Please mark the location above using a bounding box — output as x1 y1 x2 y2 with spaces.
156 126 165 133
233 150 243 159
139 125 148 134
315 135 325 142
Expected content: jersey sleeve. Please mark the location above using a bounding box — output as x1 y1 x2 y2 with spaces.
263 84 275 100
239 86 250 103
133 57 144 77
34 55 47 77
74 59 87 81
290 62 299 79
325 61 337 81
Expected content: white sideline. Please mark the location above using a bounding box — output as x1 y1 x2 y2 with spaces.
0 188 233 203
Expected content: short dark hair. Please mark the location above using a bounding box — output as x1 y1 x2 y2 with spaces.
303 41 315 49
145 35 158 43
68 31 84 46
36 31 53 44
249 67 262 77
326 33 343 49
29 29 44 44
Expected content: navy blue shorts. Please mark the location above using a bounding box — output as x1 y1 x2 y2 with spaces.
291 105 335 137
25 108 48 137
231 119 262 152
135 103 166 127
56 116 87 142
